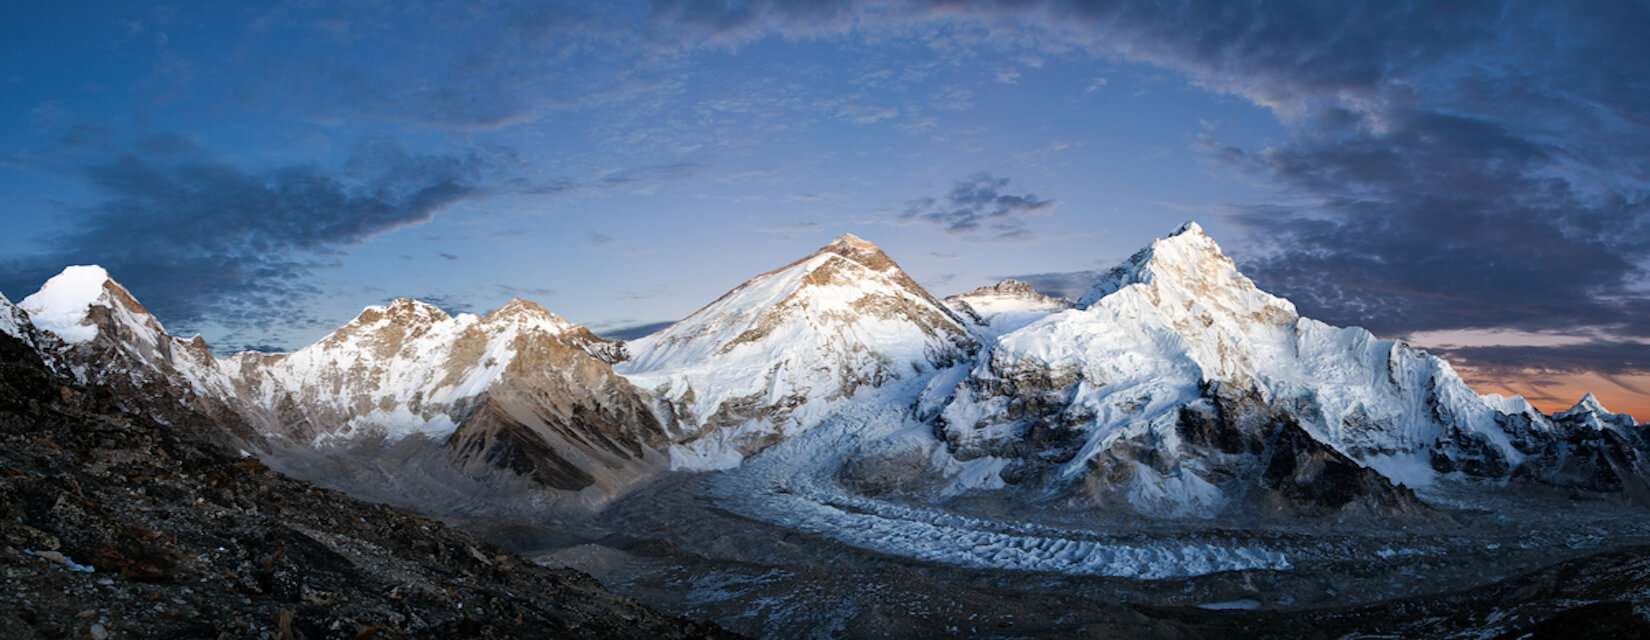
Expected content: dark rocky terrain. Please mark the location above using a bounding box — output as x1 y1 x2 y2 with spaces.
0 331 729 639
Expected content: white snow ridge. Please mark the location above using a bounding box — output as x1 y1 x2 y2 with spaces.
6 222 1647 584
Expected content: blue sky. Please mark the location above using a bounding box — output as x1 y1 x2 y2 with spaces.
2 2 1646 414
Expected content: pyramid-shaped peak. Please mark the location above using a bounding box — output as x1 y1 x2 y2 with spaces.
829 232 877 248
1556 392 1637 429
811 233 898 272
1564 393 1609 416
1077 221 1265 309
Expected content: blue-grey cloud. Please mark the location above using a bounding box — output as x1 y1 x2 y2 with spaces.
0 139 490 337
649 1 1650 359
901 174 1054 238
643 0 1650 381
1439 342 1650 378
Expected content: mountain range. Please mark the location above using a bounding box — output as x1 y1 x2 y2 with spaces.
2 222 1645 521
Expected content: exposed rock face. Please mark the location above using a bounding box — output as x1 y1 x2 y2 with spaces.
445 327 668 499
619 233 979 469
0 329 728 639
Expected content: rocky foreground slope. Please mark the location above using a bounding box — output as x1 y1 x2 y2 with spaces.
0 327 727 638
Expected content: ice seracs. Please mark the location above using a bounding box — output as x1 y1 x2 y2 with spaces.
619 233 978 470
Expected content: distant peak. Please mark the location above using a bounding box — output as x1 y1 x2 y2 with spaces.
1555 392 1637 429
1570 393 1607 414
961 279 1045 298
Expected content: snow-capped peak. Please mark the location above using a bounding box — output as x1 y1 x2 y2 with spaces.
619 232 977 469
1571 393 1607 414
1076 220 1267 311
1555 393 1638 431
19 265 166 345
811 232 903 274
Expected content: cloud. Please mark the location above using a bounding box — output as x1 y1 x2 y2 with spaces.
438 252 460 261
1438 341 1650 388
0 139 490 337
900 174 1055 239
641 0 1650 373
1202 99 1650 344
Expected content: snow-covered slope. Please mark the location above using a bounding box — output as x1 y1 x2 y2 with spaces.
619 234 978 469
934 223 1562 516
944 279 1073 340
